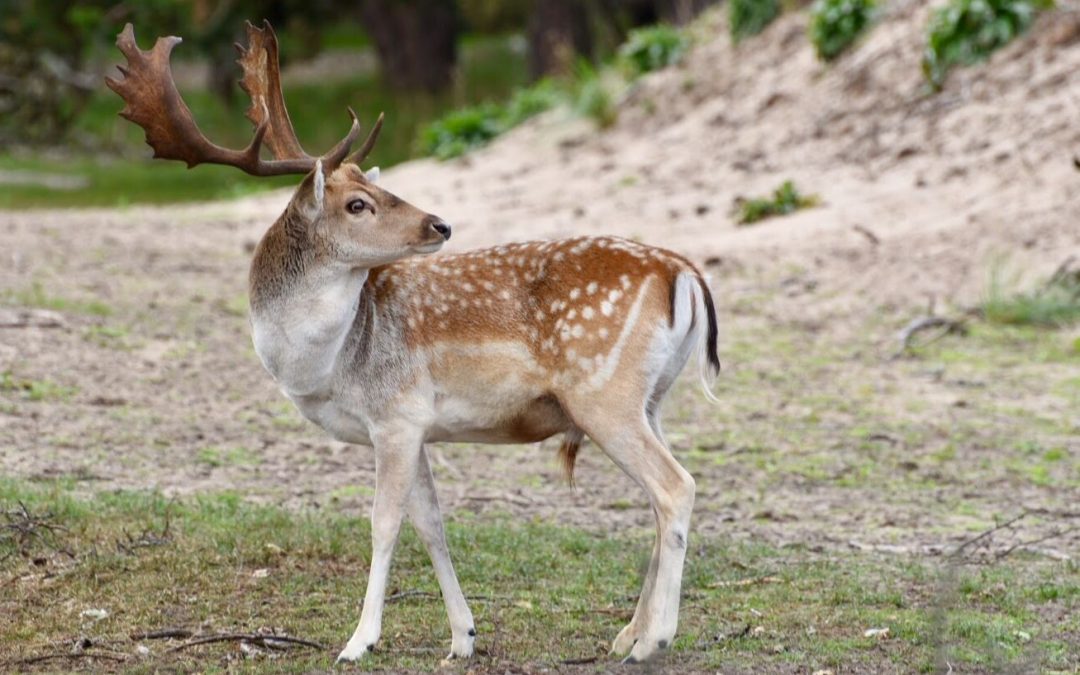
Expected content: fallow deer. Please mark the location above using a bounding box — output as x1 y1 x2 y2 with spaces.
107 21 720 665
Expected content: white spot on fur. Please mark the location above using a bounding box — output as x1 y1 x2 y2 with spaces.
569 288 580 300
586 281 598 295
601 301 613 316
582 306 595 320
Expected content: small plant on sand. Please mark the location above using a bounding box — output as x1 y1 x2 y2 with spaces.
735 180 819 225
982 263 1080 327
923 0 1054 88
809 0 877 61
618 24 689 75
573 63 619 129
730 0 782 43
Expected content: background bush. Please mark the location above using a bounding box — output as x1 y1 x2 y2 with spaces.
809 0 877 61
730 0 781 43
618 24 689 75
923 0 1053 88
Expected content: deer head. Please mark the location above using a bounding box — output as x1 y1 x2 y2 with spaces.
106 21 450 272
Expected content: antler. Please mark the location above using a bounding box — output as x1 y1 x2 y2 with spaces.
105 23 371 176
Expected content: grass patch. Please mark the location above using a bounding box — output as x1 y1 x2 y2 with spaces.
3 281 112 316
730 0 782 43
1 480 1076 672
981 264 1080 327
0 372 77 402
735 180 819 225
923 0 1053 88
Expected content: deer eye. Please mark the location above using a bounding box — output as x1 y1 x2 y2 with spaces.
346 198 367 214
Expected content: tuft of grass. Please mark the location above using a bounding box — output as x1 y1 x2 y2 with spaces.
923 0 1054 88
982 266 1080 327
809 0 878 61
735 180 819 225
730 0 782 43
1 479 1077 672
4 281 112 316
618 24 690 75
573 63 620 129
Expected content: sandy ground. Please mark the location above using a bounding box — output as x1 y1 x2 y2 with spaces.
2 3 1079 558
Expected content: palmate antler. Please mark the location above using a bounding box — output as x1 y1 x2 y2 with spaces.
105 21 383 176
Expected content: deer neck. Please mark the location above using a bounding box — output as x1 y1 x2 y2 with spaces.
248 221 370 398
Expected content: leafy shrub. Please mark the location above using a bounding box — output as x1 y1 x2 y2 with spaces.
809 0 877 61
923 0 1053 88
982 264 1080 326
419 82 560 159
419 104 505 160
730 0 782 43
735 181 819 225
618 25 689 75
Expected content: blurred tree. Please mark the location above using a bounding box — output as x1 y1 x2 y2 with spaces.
358 0 459 92
527 0 593 78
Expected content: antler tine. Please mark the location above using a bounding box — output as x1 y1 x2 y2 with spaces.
347 112 385 166
237 19 311 160
323 108 363 171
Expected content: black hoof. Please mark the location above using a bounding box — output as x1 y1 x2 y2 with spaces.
468 628 476 637
658 639 668 649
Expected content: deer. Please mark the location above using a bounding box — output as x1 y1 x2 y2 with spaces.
106 20 720 666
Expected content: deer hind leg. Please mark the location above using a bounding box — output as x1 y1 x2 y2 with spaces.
337 426 423 663
406 447 475 661
569 401 695 663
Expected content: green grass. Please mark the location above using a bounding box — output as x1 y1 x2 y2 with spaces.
982 266 1080 327
730 0 782 43
735 180 819 225
1 480 1076 672
0 35 527 209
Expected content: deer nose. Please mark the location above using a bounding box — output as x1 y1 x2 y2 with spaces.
430 221 451 241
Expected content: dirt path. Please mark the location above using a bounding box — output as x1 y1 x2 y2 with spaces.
2 3 1078 560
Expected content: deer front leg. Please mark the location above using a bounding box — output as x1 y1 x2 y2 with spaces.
407 447 475 661
337 427 423 663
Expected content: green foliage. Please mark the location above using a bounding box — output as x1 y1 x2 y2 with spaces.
419 80 560 160
618 24 689 75
573 63 619 129
982 266 1080 327
730 0 782 42
809 0 877 61
736 180 819 224
923 0 1053 88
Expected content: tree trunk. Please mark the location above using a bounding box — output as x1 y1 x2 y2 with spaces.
652 0 720 24
527 0 593 79
359 0 459 93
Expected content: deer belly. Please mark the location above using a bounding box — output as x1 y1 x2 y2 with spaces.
427 391 571 444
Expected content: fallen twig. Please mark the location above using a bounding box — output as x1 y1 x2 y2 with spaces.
995 525 1079 561
167 633 325 653
948 512 1028 560
2 651 128 667
893 315 966 357
852 224 880 246
130 628 193 640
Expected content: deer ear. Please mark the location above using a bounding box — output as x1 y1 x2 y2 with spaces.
291 159 326 221
365 166 380 183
